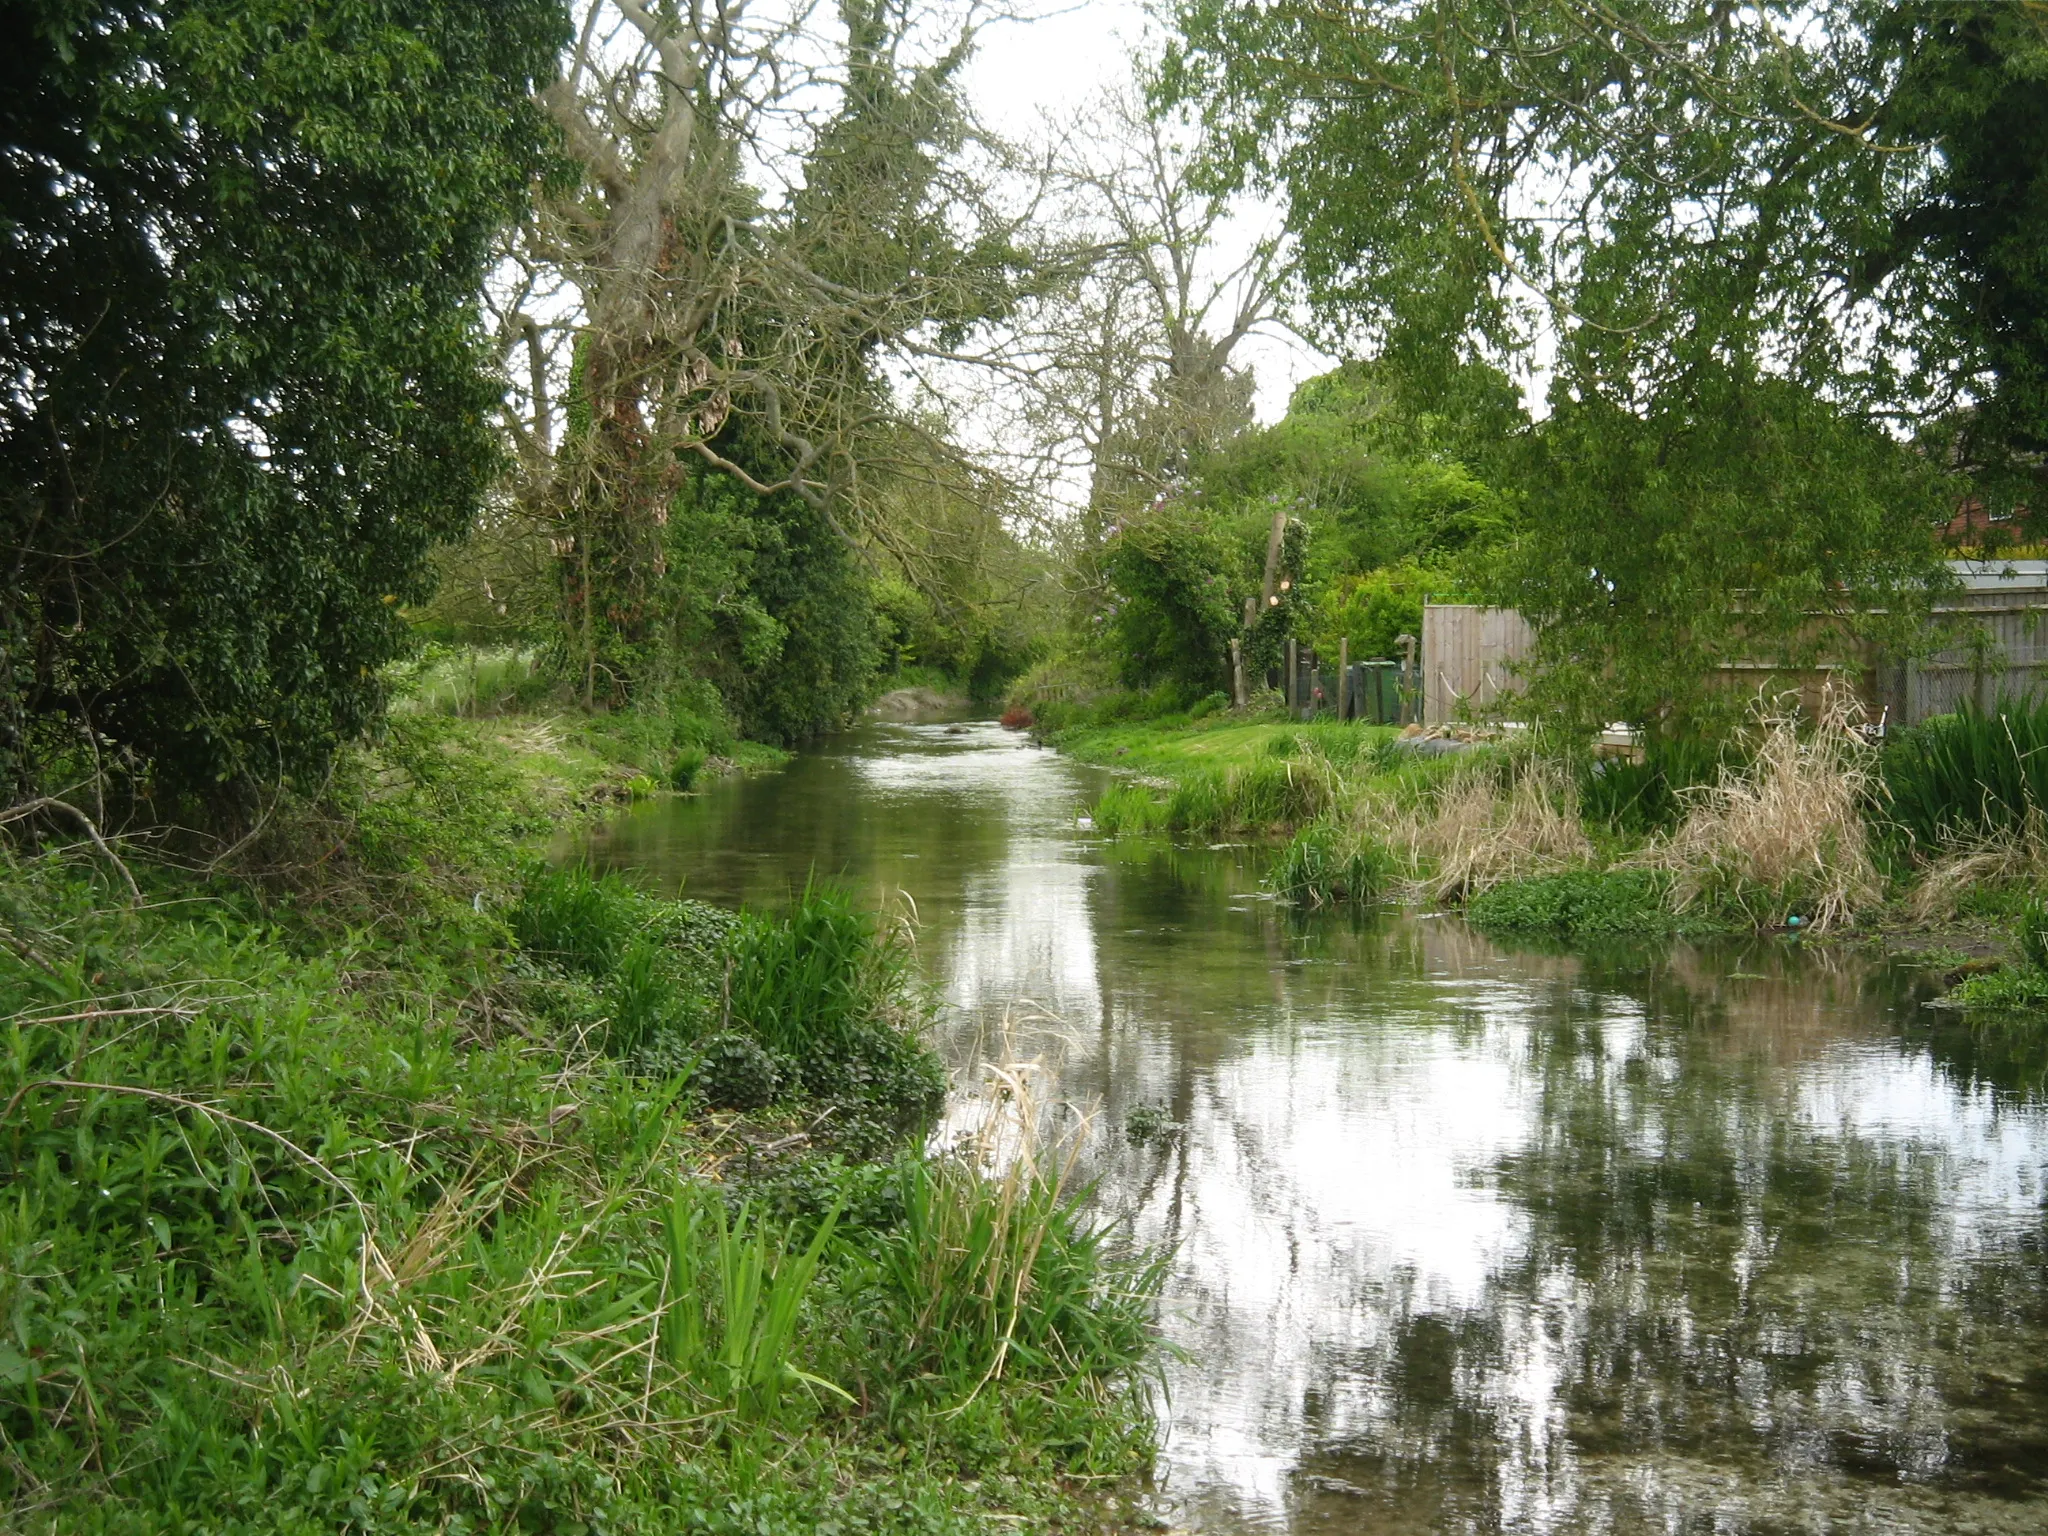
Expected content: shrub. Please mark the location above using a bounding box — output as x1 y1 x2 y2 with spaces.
1000 705 1034 729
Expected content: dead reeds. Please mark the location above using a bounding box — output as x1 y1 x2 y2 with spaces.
1638 693 1880 932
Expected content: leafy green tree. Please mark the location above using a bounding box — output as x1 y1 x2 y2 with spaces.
1160 0 2029 724
1 0 561 809
1101 509 1240 694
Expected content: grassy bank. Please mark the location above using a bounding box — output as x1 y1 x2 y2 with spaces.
1058 696 2048 1000
0 707 1161 1534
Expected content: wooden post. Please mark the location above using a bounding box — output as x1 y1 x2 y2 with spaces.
1338 637 1349 721
1285 637 1298 712
1230 638 1246 710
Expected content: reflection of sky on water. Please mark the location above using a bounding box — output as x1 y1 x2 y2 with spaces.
580 722 2048 1535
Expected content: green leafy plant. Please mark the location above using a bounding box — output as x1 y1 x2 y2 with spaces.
1271 820 1399 907
1883 698 2048 848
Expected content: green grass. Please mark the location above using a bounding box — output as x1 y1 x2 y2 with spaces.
1089 756 1339 840
1057 714 1398 781
1270 820 1399 907
0 725 1159 1532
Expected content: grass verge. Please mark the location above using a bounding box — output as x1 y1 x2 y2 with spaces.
0 711 1160 1534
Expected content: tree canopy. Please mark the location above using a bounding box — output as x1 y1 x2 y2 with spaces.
2 0 562 808
1158 0 2039 725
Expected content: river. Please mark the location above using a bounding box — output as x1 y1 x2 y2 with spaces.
575 718 2048 1534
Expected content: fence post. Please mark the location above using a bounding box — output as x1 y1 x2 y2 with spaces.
1338 638 1349 721
1230 638 1246 710
1285 637 1297 711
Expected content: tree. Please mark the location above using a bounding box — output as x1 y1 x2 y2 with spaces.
1 0 561 809
1160 0 2031 724
498 0 1033 713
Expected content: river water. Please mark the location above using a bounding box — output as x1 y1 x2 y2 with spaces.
576 719 2048 1534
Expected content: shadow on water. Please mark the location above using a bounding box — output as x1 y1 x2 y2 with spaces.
573 720 2048 1535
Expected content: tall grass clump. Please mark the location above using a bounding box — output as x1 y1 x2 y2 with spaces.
1164 755 1336 836
1271 819 1399 907
1882 696 2048 848
1395 756 1592 902
723 882 945 1139
1641 696 1879 932
845 1059 1163 1470
1090 781 1167 835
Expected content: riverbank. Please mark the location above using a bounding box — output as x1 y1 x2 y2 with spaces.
0 707 1162 1535
1045 705 2043 999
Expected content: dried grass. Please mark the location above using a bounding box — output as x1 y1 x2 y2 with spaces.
1906 808 2048 923
1638 693 1879 933
1361 756 1592 902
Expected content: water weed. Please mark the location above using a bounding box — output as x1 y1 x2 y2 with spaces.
1465 869 1696 937
1883 696 2048 848
1089 782 1167 835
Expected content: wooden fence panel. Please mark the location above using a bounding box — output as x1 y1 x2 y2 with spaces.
1422 605 1536 726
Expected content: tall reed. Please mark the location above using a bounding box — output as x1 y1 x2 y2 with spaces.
1642 694 1879 932
1882 697 2048 848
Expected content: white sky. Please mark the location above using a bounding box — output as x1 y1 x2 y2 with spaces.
959 0 1334 424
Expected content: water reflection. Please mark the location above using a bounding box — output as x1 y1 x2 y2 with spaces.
576 722 2048 1534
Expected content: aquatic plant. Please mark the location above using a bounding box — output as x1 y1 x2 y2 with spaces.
1883 697 2048 848
1090 781 1168 835
1465 869 1690 937
1271 819 1399 907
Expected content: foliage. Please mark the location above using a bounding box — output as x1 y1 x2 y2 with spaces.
0 0 562 807
1162 1 1991 732
1465 870 1689 938
1881 697 2048 849
1580 741 1735 836
1270 819 1398 907
0 828 1157 1531
1101 509 1240 693
1943 965 2048 1013
1312 559 1444 663
1503 375 1951 733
